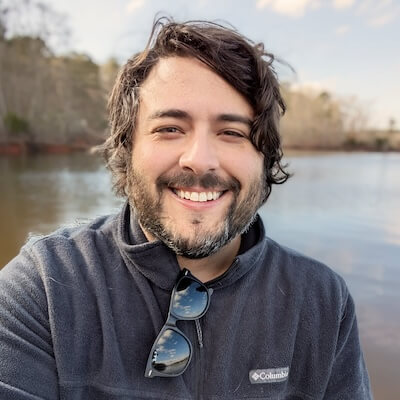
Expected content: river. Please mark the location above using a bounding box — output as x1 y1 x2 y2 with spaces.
1 151 399 399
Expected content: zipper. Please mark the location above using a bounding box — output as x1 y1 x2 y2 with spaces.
191 259 239 398
205 258 239 287
195 318 204 400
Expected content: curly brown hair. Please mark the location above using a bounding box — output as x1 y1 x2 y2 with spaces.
100 17 290 199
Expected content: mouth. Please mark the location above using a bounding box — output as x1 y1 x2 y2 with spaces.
169 187 227 202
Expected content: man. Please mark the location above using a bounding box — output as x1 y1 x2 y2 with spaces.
0 18 372 399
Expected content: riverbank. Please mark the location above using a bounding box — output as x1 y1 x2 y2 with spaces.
0 141 97 155
284 129 400 152
2 144 399 156
1 129 399 155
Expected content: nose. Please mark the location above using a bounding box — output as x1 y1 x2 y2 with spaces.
179 133 220 175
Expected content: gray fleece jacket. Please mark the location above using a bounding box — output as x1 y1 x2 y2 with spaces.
0 202 372 399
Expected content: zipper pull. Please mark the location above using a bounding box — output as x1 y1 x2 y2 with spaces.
195 319 203 348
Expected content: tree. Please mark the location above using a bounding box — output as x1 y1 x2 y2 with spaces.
0 0 70 51
0 0 111 146
100 58 120 94
47 52 107 144
0 0 71 144
281 85 345 149
3 111 30 140
388 118 396 133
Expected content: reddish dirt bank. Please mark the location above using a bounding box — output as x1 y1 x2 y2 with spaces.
0 143 24 155
0 141 95 155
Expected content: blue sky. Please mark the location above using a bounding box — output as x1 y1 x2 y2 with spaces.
46 0 399 129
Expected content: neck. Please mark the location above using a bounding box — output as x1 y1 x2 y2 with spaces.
139 222 241 283
176 236 241 282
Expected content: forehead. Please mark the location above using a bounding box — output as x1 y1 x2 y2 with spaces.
138 56 253 119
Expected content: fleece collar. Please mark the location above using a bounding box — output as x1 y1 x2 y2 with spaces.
117 201 268 291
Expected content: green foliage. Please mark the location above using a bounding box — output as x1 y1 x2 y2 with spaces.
343 136 364 150
375 137 389 151
4 112 29 135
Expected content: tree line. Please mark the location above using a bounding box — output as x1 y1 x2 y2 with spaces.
0 34 120 148
0 0 398 152
0 0 119 151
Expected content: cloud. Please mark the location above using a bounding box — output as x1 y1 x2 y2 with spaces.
256 0 320 17
357 0 393 14
335 24 350 34
332 0 355 9
368 12 396 27
196 0 209 8
356 0 400 27
290 77 339 94
126 0 145 14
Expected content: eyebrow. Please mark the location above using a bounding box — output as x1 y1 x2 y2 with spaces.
217 114 253 128
148 109 190 121
148 109 253 128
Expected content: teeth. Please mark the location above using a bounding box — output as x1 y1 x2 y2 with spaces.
173 189 223 202
190 192 199 201
199 192 207 202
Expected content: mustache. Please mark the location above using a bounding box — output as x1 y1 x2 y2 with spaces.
156 171 241 193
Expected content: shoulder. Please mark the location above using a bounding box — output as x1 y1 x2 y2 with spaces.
1 211 121 286
259 236 349 308
28 212 118 248
264 236 346 285
25 212 118 261
0 210 126 329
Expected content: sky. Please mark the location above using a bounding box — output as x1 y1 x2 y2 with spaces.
44 0 399 129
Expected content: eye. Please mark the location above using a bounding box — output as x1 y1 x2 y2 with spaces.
152 126 186 138
155 126 181 134
221 130 246 138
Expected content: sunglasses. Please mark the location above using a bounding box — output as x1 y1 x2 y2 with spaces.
145 268 213 378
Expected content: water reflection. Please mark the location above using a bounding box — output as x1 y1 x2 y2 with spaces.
172 279 208 318
152 329 190 374
0 154 123 267
1 151 400 398
258 151 400 399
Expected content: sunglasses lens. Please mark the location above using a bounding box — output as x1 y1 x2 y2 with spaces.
171 277 208 318
151 329 190 375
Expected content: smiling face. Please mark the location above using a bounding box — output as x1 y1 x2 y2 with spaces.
128 56 266 258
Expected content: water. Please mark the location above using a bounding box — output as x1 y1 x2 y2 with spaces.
1 151 399 399
260 152 400 399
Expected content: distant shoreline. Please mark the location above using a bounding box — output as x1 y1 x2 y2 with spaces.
1 132 400 156
0 142 97 156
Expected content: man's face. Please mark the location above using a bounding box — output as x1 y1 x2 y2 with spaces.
128 56 265 258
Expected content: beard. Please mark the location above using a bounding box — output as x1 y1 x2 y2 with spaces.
127 167 266 259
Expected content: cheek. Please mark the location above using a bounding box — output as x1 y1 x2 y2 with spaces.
222 148 264 181
131 141 153 168
132 142 176 175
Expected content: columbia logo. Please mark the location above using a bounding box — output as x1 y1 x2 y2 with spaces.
252 372 260 380
249 367 289 384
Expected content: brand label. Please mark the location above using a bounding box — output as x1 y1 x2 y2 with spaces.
249 367 289 384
